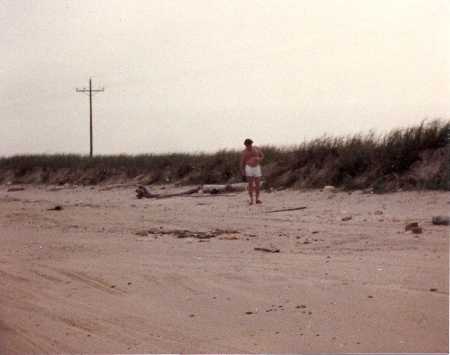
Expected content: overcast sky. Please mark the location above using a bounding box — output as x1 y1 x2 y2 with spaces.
1 0 449 156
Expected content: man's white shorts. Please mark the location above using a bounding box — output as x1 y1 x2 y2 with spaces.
245 165 262 178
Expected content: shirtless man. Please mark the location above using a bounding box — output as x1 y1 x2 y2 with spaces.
240 139 264 205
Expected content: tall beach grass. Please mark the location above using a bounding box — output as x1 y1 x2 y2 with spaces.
1 119 448 191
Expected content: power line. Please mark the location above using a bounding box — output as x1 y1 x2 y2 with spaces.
76 78 104 157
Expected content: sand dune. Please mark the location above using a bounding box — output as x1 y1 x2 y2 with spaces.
1 184 448 354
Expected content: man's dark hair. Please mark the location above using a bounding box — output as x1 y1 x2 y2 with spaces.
244 139 253 146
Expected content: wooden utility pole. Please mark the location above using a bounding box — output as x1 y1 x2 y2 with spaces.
76 78 104 157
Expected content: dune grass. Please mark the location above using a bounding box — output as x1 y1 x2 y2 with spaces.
1 119 448 191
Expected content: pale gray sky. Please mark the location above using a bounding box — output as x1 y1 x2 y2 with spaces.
1 0 449 156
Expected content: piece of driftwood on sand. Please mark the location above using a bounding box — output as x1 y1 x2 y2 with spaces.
136 185 201 199
7 186 26 192
254 247 280 253
201 183 248 194
136 183 248 199
264 206 307 213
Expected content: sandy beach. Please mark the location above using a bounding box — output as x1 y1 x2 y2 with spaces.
1 184 448 354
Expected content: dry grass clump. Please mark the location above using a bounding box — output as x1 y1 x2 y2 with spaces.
1 119 448 191
262 119 448 191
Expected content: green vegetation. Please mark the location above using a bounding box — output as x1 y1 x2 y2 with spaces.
1 119 448 191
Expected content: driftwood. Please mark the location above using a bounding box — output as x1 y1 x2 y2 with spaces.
264 206 307 213
136 185 158 198
136 183 248 199
136 185 201 199
7 186 25 192
254 247 280 253
135 228 240 239
202 183 248 194
47 205 63 211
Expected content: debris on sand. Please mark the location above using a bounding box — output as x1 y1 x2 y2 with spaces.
202 183 248 194
47 205 63 211
135 185 158 198
136 185 201 199
405 222 419 231
254 247 280 253
432 215 450 226
137 228 240 240
219 235 239 240
7 186 25 192
265 206 306 213
136 183 248 197
405 222 422 234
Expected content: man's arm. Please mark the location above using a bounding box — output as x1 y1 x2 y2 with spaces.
257 147 264 163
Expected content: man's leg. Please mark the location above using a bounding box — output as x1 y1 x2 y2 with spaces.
255 177 261 203
247 177 254 204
